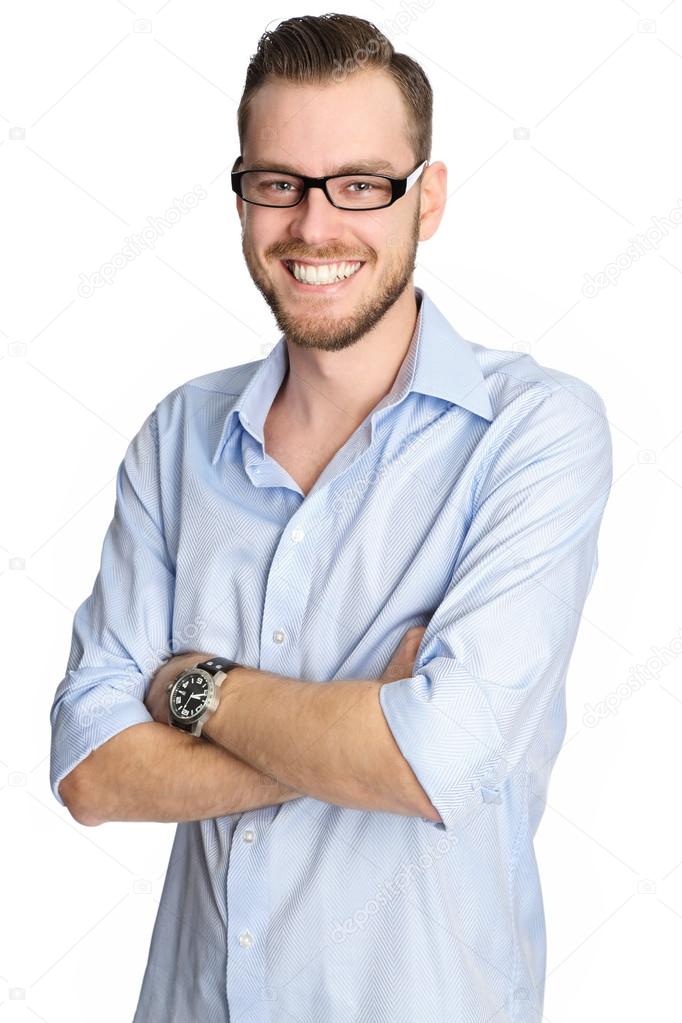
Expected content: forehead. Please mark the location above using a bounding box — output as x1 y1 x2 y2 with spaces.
243 68 414 176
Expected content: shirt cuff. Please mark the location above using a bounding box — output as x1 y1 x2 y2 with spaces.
50 682 154 807
379 671 504 833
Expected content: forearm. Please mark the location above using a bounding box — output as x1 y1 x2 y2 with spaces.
203 667 440 822
63 720 302 826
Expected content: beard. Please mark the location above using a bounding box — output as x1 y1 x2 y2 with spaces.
240 203 421 353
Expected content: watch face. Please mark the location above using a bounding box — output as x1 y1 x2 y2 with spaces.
171 671 210 722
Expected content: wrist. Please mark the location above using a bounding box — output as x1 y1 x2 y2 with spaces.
168 657 242 738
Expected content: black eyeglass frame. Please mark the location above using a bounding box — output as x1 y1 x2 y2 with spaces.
230 157 429 210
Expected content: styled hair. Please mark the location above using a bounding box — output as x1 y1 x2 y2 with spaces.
236 14 433 168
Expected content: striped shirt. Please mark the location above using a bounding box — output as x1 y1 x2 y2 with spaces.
49 285 612 1022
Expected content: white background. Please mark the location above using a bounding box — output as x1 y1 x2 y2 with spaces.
1 1 681 1020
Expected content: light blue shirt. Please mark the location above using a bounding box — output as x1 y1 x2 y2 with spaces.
49 285 612 1022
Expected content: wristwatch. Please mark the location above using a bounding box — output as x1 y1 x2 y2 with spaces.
167 656 241 737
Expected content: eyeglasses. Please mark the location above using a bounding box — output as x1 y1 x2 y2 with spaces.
231 157 429 211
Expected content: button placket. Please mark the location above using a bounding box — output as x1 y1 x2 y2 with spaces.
260 508 316 677
226 814 271 1013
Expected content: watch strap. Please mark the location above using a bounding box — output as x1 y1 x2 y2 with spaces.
195 656 240 678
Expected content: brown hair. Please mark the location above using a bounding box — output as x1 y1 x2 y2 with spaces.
236 14 433 169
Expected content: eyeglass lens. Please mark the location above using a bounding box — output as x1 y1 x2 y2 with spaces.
239 171 394 209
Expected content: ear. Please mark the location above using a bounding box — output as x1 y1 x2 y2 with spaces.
418 161 447 243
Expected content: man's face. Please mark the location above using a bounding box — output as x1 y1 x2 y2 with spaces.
237 69 424 353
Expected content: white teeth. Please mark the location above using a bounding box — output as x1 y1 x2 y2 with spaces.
287 261 362 285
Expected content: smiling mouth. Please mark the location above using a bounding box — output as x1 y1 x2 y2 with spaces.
281 259 366 286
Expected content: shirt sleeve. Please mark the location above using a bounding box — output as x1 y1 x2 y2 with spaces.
49 407 175 807
379 384 613 832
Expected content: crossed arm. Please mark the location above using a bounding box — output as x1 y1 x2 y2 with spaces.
187 655 440 820
63 632 441 827
57 387 611 830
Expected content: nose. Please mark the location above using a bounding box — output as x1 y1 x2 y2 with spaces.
287 184 347 246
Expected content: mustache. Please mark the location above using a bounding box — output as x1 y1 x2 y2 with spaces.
270 251 370 263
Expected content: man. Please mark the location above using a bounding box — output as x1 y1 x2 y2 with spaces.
49 14 613 1022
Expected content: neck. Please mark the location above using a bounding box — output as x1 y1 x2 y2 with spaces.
275 286 420 435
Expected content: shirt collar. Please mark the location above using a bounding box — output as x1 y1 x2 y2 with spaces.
211 285 493 466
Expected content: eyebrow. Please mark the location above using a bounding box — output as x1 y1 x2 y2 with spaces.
246 159 399 176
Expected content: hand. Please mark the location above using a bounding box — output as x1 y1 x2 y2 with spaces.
144 651 217 725
380 627 427 683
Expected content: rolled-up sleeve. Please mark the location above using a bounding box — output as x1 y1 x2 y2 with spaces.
49 408 175 807
379 384 613 832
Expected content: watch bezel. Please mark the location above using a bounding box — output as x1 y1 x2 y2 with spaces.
168 667 215 724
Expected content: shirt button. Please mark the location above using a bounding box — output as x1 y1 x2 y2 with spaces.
242 829 255 843
291 527 305 543
238 931 254 948
273 629 286 644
